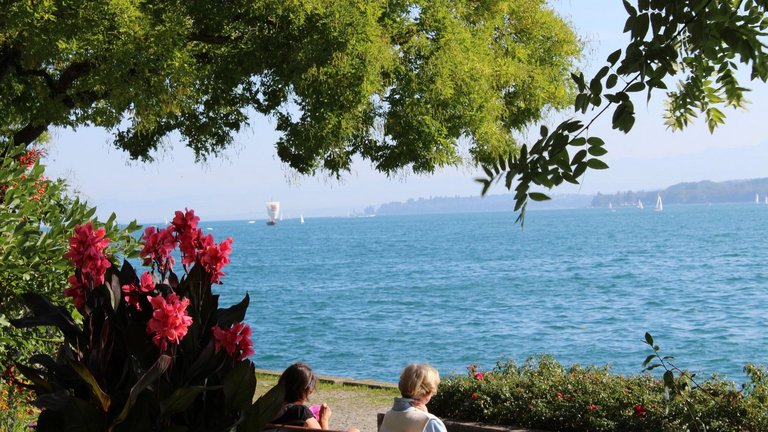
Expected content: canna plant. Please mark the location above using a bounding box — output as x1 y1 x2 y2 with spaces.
11 209 283 431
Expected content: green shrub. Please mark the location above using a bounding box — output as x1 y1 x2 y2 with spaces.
430 356 768 432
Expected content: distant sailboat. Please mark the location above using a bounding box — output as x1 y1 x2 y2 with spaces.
638 199 644 210
765 195 767 205
266 200 280 226
756 193 760 204
300 214 305 224
655 194 663 212
608 202 616 212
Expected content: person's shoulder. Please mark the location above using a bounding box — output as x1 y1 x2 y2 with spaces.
424 414 447 432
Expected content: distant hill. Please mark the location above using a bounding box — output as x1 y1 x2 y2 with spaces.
373 178 768 216
591 178 768 207
375 193 592 216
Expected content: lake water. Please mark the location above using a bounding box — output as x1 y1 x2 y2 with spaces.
200 203 768 383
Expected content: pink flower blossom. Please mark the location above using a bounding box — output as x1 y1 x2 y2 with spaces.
588 404 598 411
172 208 200 235
172 209 203 265
200 237 233 283
63 222 111 287
633 404 646 417
471 393 479 399
178 228 204 266
122 272 156 311
212 322 255 361
140 226 176 272
64 275 87 311
146 293 193 351
474 372 484 380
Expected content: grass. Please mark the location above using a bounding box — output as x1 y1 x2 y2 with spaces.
255 372 399 408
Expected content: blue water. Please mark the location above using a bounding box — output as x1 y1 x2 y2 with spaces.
199 203 768 383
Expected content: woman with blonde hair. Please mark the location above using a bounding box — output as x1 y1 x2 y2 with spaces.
379 364 447 432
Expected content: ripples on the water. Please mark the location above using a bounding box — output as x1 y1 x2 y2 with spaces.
209 203 768 383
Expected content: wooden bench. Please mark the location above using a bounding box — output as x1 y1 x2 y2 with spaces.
264 424 348 432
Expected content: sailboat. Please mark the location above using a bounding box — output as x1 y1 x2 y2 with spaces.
638 199 644 210
765 195 767 205
266 200 280 226
300 214 305 224
756 193 760 204
608 202 615 212
655 194 663 212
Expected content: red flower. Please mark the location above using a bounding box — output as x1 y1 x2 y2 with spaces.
18 148 44 169
212 322 255 361
471 393 479 399
474 372 484 380
122 272 156 311
200 237 233 283
588 404 598 411
140 226 176 272
633 404 646 417
63 222 111 287
173 209 203 265
146 293 193 351
64 275 87 311
555 392 563 400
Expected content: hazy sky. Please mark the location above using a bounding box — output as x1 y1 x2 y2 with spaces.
42 0 768 223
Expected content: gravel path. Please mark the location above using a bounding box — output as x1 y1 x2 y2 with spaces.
311 386 393 432
255 371 398 432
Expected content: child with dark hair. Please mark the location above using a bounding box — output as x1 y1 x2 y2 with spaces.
271 362 359 432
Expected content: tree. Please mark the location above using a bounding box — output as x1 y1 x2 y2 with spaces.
1 0 580 175
477 0 768 223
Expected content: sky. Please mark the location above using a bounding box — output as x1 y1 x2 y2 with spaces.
42 0 768 223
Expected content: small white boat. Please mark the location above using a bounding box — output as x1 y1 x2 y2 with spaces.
655 194 663 212
608 202 616 212
266 200 280 225
248 220 256 224
638 200 644 210
756 193 760 204
300 214 305 224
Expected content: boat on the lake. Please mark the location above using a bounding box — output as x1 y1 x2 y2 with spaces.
266 200 280 226
655 194 663 212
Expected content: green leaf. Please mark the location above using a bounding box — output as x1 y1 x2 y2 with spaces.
224 360 257 411
642 354 656 367
586 159 609 170
528 192 551 202
161 386 206 414
217 293 250 327
607 49 622 66
587 137 605 147
663 370 675 389
114 355 172 426
588 146 608 156
606 74 619 89
645 332 654 346
68 359 111 412
239 383 286 432
626 82 646 92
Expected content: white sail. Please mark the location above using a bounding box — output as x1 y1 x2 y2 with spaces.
266 200 280 225
765 195 767 205
300 214 305 224
756 193 760 204
655 194 663 212
638 200 644 209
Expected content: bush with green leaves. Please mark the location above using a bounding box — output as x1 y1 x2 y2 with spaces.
430 355 768 432
0 144 140 367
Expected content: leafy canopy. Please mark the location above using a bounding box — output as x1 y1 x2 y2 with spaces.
477 0 768 223
0 0 579 175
